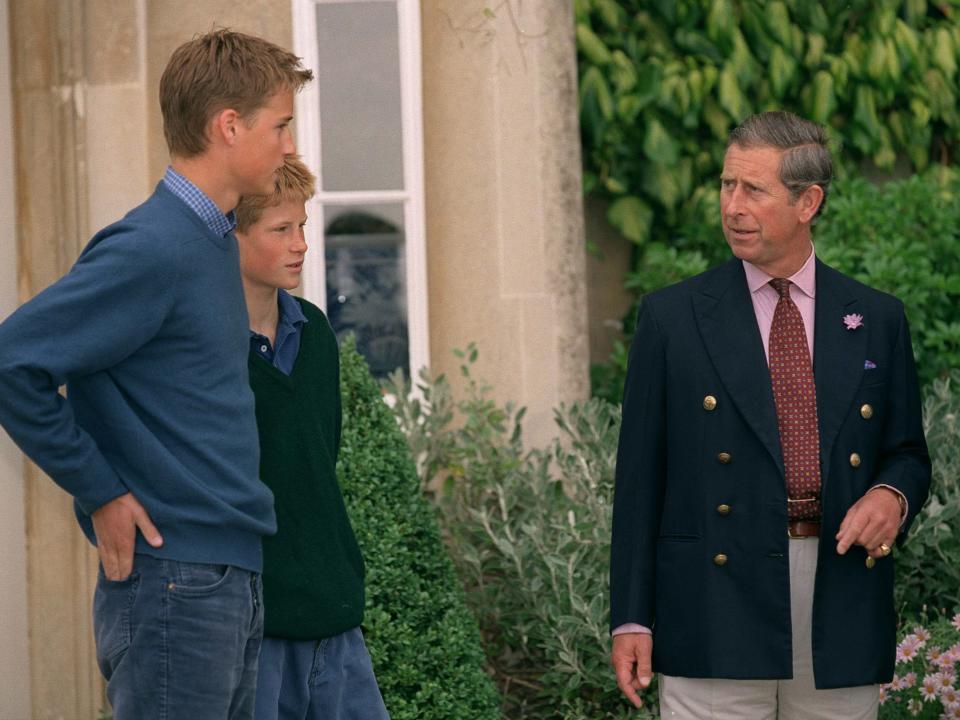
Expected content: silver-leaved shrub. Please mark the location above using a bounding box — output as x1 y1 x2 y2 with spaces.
388 353 960 720
388 344 653 719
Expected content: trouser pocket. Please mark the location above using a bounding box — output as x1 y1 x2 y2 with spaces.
93 567 141 680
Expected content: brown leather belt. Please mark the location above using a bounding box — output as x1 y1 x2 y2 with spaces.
788 519 821 538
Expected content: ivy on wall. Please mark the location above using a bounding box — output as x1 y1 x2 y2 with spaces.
576 0 960 256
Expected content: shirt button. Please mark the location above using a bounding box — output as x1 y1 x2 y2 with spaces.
260 345 268 353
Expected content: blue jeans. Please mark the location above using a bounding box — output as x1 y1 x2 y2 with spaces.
93 554 264 720
254 628 389 720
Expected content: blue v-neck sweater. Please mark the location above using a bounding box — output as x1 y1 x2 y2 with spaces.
0 182 276 571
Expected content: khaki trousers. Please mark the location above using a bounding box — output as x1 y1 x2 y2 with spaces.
659 538 879 720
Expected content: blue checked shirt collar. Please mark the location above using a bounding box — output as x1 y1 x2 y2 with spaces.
162 167 237 238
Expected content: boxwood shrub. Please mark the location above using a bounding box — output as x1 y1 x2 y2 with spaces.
337 338 502 720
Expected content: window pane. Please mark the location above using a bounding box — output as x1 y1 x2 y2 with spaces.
324 203 408 378
316 2 404 191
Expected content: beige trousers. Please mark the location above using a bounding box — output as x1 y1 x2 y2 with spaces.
659 539 879 720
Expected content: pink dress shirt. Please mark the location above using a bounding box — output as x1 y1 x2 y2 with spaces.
743 246 817 363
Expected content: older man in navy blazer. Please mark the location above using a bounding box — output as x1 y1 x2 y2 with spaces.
609 111 930 719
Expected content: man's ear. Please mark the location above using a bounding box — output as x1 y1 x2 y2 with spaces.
210 108 241 147
797 184 824 224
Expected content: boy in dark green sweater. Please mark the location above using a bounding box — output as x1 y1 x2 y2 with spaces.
236 157 389 720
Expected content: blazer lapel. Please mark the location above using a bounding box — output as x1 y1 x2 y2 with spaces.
813 261 867 485
693 260 784 476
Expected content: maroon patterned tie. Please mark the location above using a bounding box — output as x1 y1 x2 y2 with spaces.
768 278 821 520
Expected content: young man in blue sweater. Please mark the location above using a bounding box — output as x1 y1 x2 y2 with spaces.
236 157 390 720
0 30 311 720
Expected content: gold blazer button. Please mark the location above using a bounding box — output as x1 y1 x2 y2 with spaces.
865 556 876 569
713 553 728 566
716 504 731 516
717 452 732 464
849 452 862 468
860 404 874 419
703 395 717 411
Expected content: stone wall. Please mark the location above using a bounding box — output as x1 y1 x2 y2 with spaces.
421 1 590 448
9 2 105 716
0 0 31 715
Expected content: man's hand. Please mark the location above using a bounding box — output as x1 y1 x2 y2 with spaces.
91 492 163 580
835 487 902 558
611 632 653 708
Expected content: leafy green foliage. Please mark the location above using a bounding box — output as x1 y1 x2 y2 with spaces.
337 338 501 720
895 371 960 618
816 168 960 389
576 0 960 399
387 348 655 719
577 0 960 247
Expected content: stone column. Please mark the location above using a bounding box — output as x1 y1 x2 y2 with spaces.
8 0 156 716
421 1 589 448
0 0 31 716
9 0 103 717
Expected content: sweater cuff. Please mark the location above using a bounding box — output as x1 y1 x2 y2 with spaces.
68 453 129 516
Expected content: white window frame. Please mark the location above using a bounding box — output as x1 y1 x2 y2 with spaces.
291 0 430 378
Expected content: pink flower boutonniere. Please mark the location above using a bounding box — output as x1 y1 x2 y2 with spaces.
843 313 864 330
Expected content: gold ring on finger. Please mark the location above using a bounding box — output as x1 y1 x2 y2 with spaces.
879 543 891 557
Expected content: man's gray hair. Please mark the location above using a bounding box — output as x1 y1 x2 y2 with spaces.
728 111 832 223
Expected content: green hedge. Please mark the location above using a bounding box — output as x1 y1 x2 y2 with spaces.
337 338 502 720
816 169 960 389
577 0 960 248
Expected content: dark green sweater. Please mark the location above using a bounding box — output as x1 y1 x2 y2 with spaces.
249 298 365 639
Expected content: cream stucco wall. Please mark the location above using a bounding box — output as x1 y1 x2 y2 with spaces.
0 1 31 717
421 1 590 448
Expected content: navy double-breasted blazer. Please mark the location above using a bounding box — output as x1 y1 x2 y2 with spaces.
609 257 931 689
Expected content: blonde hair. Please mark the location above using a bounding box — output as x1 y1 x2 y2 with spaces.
160 28 313 158
236 156 317 233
